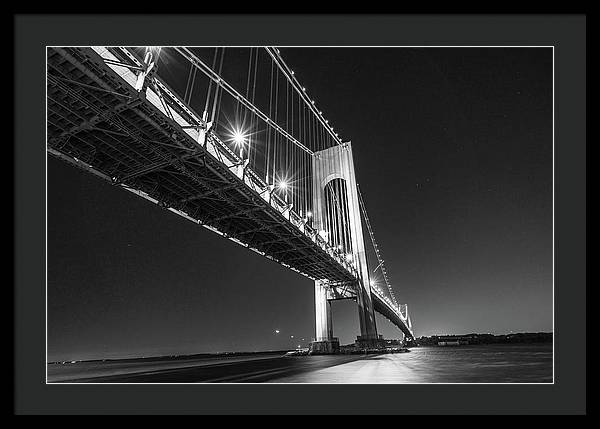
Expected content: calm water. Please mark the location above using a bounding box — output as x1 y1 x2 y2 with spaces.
48 343 552 383
274 343 553 383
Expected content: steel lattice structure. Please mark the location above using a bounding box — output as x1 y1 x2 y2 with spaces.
46 46 414 339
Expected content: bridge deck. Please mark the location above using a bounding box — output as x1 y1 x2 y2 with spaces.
372 294 413 338
47 47 356 283
47 46 413 338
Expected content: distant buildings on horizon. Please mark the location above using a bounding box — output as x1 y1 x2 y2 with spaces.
415 332 553 346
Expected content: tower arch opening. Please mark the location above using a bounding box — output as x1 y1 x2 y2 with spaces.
323 178 353 256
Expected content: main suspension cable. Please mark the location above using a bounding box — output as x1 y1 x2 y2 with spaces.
357 183 399 307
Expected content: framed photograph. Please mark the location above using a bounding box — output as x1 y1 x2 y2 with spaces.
14 13 586 414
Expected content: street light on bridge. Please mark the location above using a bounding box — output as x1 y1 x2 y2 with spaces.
233 130 246 145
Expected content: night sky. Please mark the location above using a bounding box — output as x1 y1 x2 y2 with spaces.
47 48 553 362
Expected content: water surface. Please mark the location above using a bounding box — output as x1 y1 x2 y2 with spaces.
274 343 553 383
48 343 552 383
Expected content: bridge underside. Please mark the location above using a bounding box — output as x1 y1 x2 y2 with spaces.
46 46 413 339
47 47 355 283
371 294 413 338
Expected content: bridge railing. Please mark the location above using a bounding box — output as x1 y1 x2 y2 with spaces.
50 46 413 339
90 46 359 281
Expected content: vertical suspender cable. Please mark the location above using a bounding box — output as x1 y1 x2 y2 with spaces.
211 48 225 131
266 56 274 184
204 48 218 115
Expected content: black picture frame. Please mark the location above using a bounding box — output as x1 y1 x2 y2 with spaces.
14 13 586 415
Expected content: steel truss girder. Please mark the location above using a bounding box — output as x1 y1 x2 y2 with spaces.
47 46 357 285
180 184 239 204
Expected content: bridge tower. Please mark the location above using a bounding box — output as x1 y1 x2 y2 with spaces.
309 142 380 353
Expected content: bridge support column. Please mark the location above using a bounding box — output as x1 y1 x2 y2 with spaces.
309 281 339 354
312 142 379 346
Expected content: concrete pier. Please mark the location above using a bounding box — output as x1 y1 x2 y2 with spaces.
310 280 340 354
355 334 387 349
309 338 340 355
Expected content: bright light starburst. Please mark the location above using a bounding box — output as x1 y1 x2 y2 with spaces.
233 130 246 145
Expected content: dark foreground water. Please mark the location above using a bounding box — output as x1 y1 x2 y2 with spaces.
48 343 552 383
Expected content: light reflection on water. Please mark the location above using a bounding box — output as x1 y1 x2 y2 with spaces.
271 343 553 383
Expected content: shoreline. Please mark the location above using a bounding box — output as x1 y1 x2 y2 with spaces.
48 340 552 366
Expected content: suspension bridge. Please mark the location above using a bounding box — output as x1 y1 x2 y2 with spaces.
46 46 414 353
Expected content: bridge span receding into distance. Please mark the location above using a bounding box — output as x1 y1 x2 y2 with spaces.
47 46 414 352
